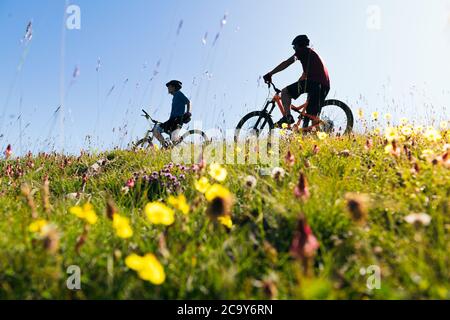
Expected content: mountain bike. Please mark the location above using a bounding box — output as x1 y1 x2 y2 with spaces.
133 109 209 149
235 82 353 142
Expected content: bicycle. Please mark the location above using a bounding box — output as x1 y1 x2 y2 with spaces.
133 109 209 149
235 82 353 142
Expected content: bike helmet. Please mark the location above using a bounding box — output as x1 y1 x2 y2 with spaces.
166 80 182 89
292 35 310 47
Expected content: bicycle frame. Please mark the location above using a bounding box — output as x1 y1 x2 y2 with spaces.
265 83 324 132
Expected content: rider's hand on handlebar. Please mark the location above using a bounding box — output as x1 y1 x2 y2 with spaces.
263 73 272 84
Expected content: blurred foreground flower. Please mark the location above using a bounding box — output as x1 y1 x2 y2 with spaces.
404 213 431 227
209 163 227 182
344 193 370 225
244 175 257 188
205 184 233 219
167 194 190 214
218 215 233 229
125 253 165 285
285 150 295 167
424 127 441 142
317 132 328 140
294 172 310 201
112 214 133 239
4 144 12 159
195 177 211 193
28 219 49 235
70 203 98 225
290 214 319 275
145 202 175 226
29 220 60 254
271 167 285 181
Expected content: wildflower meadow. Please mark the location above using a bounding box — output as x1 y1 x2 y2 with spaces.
1 121 449 299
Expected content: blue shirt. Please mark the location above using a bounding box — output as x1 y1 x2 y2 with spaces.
170 90 189 119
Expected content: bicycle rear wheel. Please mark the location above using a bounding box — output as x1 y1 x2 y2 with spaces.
319 99 354 135
179 130 209 145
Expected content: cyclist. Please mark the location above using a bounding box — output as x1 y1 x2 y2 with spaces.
263 35 330 129
153 80 192 146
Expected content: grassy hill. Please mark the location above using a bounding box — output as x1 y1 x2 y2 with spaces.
0 125 449 299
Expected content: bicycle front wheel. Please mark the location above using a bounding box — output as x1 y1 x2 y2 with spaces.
320 99 354 135
234 111 274 144
134 137 154 150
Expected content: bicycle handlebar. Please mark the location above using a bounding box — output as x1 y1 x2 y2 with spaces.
268 82 281 94
141 109 160 124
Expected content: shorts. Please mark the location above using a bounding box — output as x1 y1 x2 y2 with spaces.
158 117 183 134
286 80 329 116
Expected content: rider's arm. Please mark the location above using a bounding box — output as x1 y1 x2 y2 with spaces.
268 55 296 76
186 101 191 114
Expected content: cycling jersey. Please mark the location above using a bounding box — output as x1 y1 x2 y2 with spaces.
294 47 330 89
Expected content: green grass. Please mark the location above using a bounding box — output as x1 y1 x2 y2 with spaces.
0 130 449 299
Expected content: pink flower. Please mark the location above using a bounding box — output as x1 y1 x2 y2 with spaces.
4 144 12 159
285 150 295 167
294 172 310 201
290 215 319 261
126 178 135 188
313 144 320 155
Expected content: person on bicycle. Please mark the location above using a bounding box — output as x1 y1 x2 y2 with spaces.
263 35 330 129
153 80 192 145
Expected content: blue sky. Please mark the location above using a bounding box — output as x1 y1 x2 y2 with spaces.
1 0 449 155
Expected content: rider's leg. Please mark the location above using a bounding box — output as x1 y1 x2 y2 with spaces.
281 88 293 117
304 82 322 129
170 127 181 143
277 82 303 126
153 124 166 145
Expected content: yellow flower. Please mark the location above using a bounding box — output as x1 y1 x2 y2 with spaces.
167 194 189 214
424 127 441 142
371 112 379 120
125 253 165 285
28 219 49 235
205 184 232 202
218 215 233 229
317 132 328 140
400 117 409 125
384 113 392 121
70 203 98 225
209 163 227 182
414 125 424 134
125 253 145 270
145 202 175 225
401 125 413 137
112 214 133 239
373 127 381 135
195 177 211 193
421 149 434 159
281 123 289 129
384 127 398 142
357 108 364 119
384 144 394 154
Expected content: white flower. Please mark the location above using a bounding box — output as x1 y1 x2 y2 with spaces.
271 167 285 180
404 213 432 226
244 175 257 188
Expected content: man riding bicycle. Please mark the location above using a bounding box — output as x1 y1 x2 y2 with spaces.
153 80 192 146
263 35 330 129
